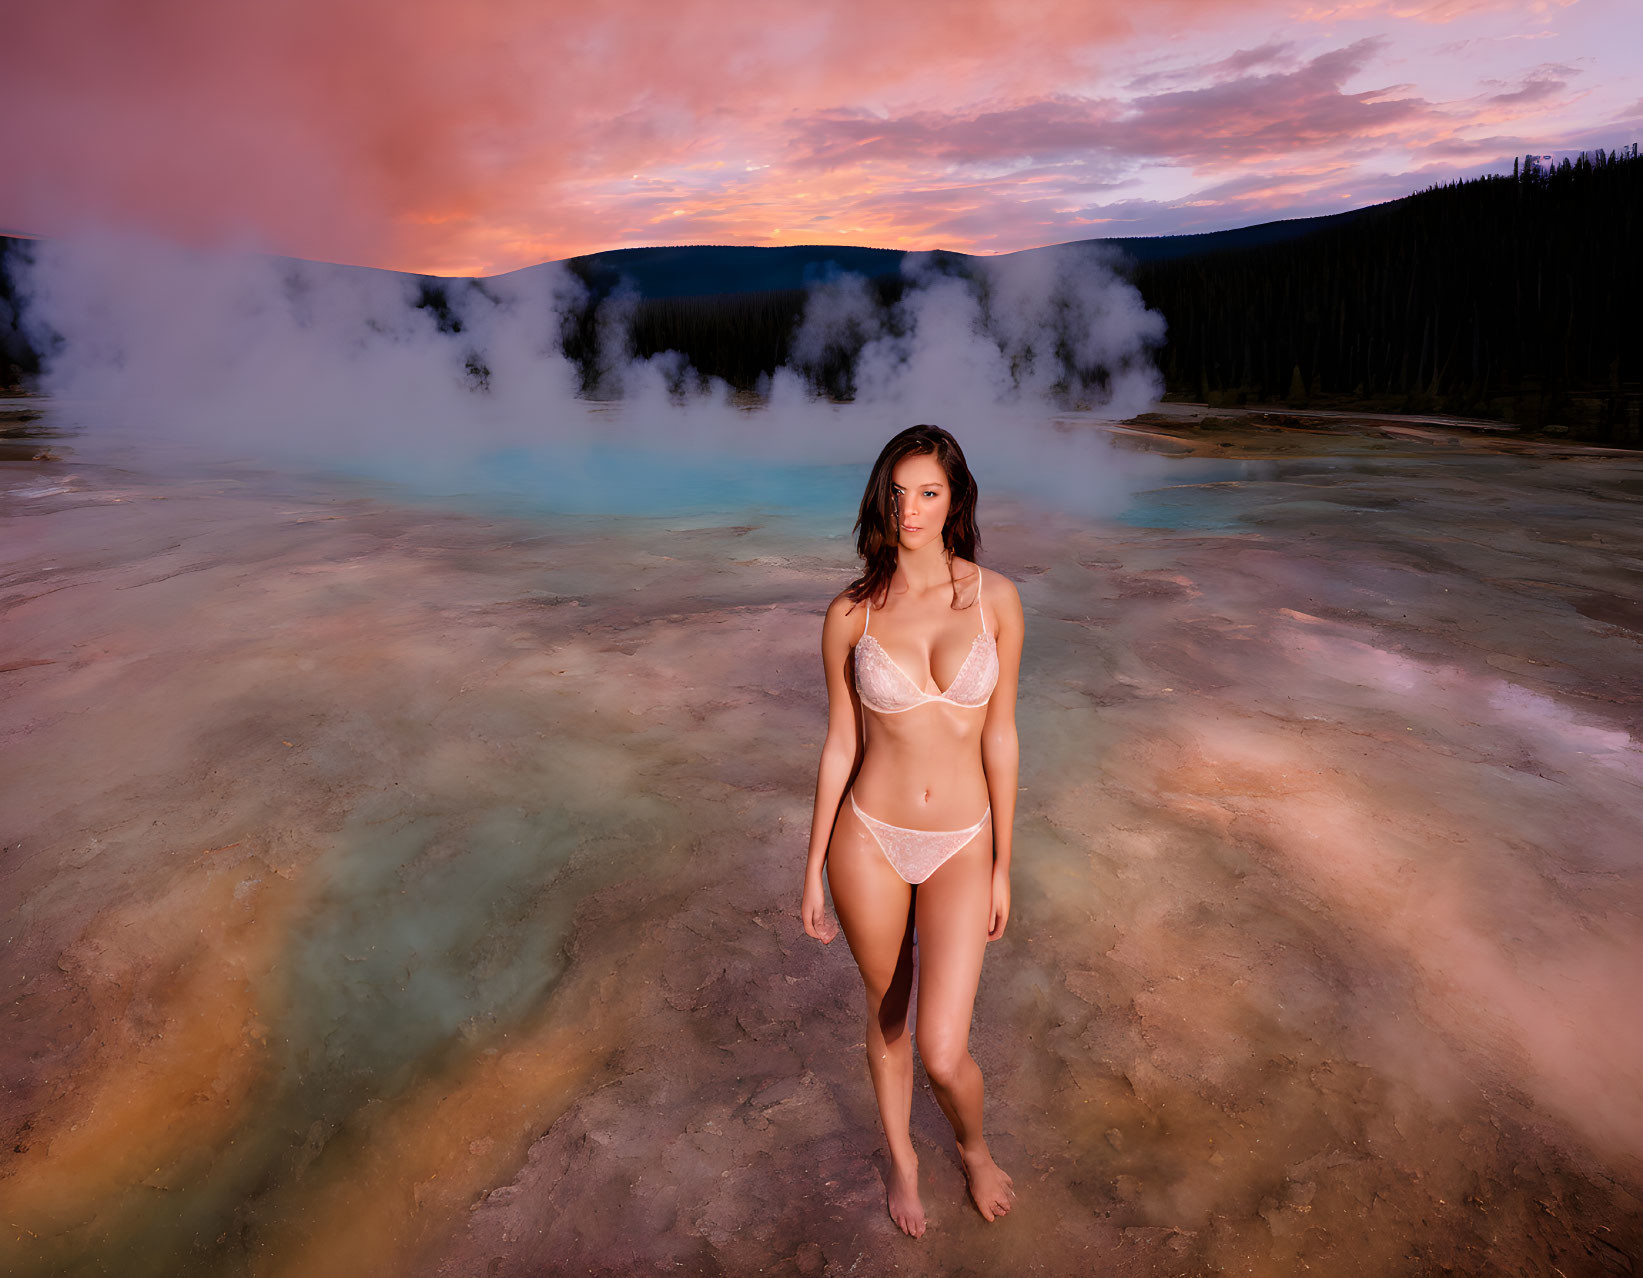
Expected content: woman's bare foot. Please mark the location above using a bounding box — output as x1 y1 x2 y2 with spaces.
958 1142 1016 1222
886 1155 926 1237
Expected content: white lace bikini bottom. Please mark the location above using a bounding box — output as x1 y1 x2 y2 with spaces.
849 792 992 884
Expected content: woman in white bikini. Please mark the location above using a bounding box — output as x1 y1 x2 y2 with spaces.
800 423 1023 1237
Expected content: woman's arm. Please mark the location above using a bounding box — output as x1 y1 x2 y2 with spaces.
980 572 1024 940
800 593 865 941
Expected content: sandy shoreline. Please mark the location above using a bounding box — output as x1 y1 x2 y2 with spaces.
3 426 1642 1277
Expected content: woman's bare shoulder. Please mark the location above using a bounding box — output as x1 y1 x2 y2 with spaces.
823 589 867 634
826 587 865 617
977 563 1021 612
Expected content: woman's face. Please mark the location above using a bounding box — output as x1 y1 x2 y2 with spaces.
889 451 952 554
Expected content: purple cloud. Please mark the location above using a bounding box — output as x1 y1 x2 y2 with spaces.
1122 39 1298 92
785 37 1429 173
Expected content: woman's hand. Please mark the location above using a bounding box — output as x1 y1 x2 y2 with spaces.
801 874 839 943
987 866 1011 941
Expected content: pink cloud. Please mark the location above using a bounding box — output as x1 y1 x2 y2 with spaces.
4 0 1196 271
1292 0 1563 22
4 0 1632 273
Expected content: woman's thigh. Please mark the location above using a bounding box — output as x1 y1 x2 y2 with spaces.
911 822 994 1059
827 796 916 1000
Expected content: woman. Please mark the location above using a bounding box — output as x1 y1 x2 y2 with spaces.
800 424 1023 1237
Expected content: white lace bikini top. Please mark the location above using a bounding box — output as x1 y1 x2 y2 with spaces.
853 568 999 714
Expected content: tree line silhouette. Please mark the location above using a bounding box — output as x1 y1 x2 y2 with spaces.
1132 145 1641 443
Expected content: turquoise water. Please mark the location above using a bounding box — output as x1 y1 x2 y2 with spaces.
54 397 1401 532
314 445 1355 532
306 443 866 534
1115 484 1251 531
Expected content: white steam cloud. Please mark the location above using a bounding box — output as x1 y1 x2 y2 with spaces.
13 229 1173 517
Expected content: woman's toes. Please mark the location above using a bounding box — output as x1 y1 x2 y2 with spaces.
959 1148 1015 1222
887 1163 925 1237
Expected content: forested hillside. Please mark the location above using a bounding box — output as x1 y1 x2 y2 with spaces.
1132 147 1641 440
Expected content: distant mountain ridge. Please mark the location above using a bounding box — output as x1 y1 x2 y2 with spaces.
0 202 1391 313
524 204 1387 300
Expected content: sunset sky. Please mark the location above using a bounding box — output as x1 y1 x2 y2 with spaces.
7 0 1640 276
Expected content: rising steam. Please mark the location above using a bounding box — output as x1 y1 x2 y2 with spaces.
11 228 1170 515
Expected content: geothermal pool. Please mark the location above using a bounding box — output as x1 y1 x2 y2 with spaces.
2 405 1641 1278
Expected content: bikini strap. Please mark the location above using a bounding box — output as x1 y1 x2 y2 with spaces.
977 566 988 633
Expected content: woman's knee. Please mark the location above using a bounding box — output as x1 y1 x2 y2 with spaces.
918 1035 972 1089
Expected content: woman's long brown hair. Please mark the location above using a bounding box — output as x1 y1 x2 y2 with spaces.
846 424 981 609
